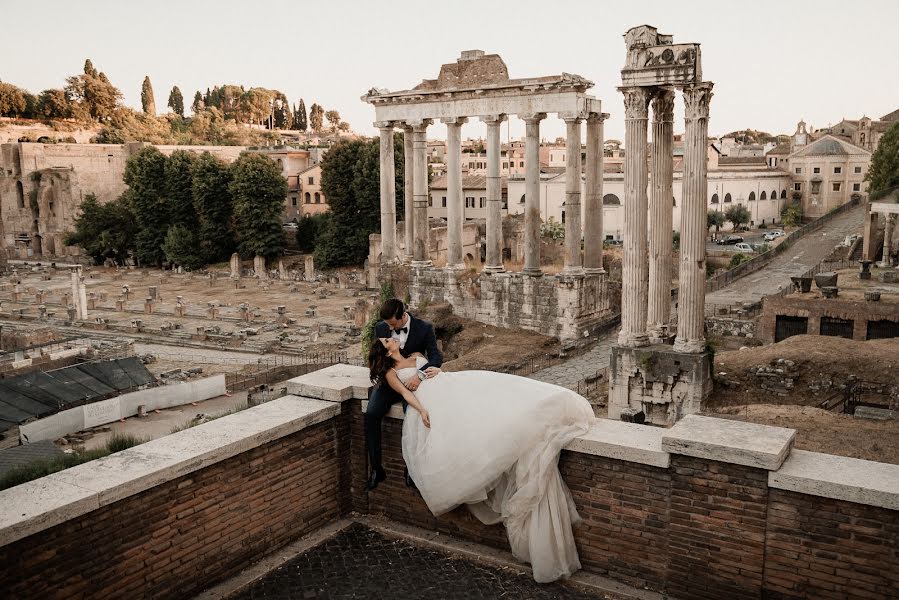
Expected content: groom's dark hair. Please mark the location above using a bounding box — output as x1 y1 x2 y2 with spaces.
379 298 405 320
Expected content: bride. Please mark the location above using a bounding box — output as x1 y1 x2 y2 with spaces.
367 336 595 583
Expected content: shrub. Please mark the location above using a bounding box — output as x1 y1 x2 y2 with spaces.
729 253 752 269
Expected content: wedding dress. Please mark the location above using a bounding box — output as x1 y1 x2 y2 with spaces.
397 356 594 583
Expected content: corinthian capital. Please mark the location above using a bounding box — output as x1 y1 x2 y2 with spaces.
683 83 714 120
652 88 676 123
619 87 651 120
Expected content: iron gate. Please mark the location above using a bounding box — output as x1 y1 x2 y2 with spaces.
820 316 854 339
866 319 899 340
775 315 808 343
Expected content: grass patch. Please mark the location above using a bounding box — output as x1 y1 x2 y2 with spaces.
0 433 147 492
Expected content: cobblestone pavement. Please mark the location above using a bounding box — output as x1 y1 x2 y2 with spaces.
705 203 864 306
529 332 615 389
227 523 615 600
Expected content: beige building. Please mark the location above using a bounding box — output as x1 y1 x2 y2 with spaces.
296 164 329 217
827 108 898 153
428 175 507 221
783 135 870 218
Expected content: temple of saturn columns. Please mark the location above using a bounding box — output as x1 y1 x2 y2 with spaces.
363 50 613 340
607 25 713 425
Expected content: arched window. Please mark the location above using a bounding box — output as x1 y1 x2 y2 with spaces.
305 192 311 204
602 193 620 205
771 189 777 200
276 158 283 169
749 192 756 201
16 181 25 209
520 194 526 204
781 189 787 199
672 196 676 207
710 193 719 204
760 191 767 200
314 192 321 204
724 193 732 203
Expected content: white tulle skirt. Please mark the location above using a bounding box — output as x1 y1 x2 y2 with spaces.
401 370 594 583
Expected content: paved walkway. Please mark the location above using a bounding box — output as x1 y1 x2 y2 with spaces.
705 203 864 306
227 523 614 599
530 331 615 388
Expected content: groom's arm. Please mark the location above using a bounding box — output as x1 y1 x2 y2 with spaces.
419 323 443 371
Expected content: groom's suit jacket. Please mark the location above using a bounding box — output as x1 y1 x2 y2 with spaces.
374 313 443 388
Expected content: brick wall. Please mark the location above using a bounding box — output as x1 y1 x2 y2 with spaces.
0 417 345 600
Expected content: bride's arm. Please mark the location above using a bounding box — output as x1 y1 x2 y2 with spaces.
385 370 431 428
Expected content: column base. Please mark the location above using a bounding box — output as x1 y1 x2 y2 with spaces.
673 337 706 354
482 265 505 274
521 267 544 277
411 260 433 268
617 331 650 348
445 263 465 271
584 267 606 275
561 266 586 277
403 254 414 265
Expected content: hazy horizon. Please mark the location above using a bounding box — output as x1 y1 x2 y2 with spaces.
3 0 897 144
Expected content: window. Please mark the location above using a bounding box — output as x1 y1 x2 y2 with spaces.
794 183 802 191
724 193 732 203
304 192 311 204
465 196 476 208
308 176 314 185
781 189 787 199
291 196 297 206
520 194 526 204
760 191 767 200
854 166 862 174
479 197 486 208
277 159 283 169
795 167 802 174
314 192 321 204
853 183 861 192
519 161 524 167
813 167 820 174
834 166 842 174
441 196 447 208
502 162 508 169
710 193 719 204
749 192 756 201
833 182 841 192
771 190 777 200
811 181 821 194
428 197 433 207
602 194 621 205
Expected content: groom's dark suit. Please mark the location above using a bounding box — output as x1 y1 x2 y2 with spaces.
365 313 443 472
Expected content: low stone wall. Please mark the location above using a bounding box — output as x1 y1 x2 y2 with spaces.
1 365 897 600
706 315 757 338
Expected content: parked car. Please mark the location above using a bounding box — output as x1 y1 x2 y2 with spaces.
763 230 785 241
715 235 744 245
282 222 299 230
733 242 755 253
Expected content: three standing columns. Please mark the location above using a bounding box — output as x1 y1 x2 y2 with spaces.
482 115 506 272
376 122 397 263
411 119 432 266
674 83 714 354
584 113 607 274
443 117 467 269
562 116 584 274
647 89 675 343
522 113 546 276
618 88 652 347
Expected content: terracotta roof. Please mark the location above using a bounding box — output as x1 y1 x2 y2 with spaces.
881 108 899 122
788 135 870 158
429 175 506 190
718 156 766 165
767 143 791 155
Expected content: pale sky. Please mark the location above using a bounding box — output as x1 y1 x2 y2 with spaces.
3 0 897 144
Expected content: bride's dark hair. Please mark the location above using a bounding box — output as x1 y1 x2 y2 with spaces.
368 338 396 385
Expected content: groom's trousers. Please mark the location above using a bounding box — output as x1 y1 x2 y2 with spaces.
364 385 405 470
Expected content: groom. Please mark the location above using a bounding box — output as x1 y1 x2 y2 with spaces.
365 298 442 491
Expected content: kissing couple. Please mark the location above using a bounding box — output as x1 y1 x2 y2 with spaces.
364 298 594 583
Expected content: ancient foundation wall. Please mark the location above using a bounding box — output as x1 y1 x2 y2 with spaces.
1 366 897 600
759 294 899 343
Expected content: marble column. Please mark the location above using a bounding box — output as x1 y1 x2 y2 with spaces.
675 83 714 354
647 89 675 343
880 213 895 267
483 114 505 272
618 87 652 347
411 119 432 266
403 125 414 263
562 115 584 274
584 112 606 274
376 122 397 263
443 117 467 269
522 113 546 276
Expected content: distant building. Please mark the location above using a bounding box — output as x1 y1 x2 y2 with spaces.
824 108 898 153
428 175 508 221
297 164 329 217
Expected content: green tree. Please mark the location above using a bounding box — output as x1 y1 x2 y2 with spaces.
37 89 71 119
167 86 184 117
325 109 341 131
64 193 137 264
724 204 751 231
191 90 204 114
781 203 803 227
162 224 204 270
124 146 170 265
141 76 156 116
296 213 331 253
309 103 324 132
866 120 899 197
707 209 725 237
315 135 404 268
164 150 198 227
64 60 122 121
728 253 752 269
295 99 307 131
0 82 27 117
230 152 287 260
192 151 235 262
273 93 291 129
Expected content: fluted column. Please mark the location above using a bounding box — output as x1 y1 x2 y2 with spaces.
403 125 414 263
522 113 546 276
675 83 714 354
482 114 505 272
880 214 895 267
376 121 397 263
562 115 584 274
584 112 607 273
648 88 675 343
411 119 432 266
443 117 466 269
618 87 652 348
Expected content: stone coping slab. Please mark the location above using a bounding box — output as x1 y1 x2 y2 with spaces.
0 396 337 548
287 364 372 402
769 449 899 511
661 414 795 470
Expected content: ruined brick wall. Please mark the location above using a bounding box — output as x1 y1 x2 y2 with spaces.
758 294 899 343
0 417 347 600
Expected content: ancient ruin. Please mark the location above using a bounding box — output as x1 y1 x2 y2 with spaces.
862 198 899 266
608 25 713 424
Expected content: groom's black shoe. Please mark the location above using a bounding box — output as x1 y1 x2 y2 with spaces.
404 467 417 490
365 467 386 492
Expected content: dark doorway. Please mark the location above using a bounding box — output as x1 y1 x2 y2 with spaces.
820 316 854 339
775 315 808 342
866 319 899 340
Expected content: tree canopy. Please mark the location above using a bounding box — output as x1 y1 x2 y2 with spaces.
64 193 137 264
867 121 899 198
168 86 184 117
724 204 751 231
230 152 288 260
141 76 156 116
707 210 725 235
